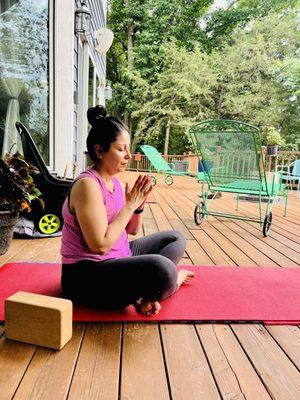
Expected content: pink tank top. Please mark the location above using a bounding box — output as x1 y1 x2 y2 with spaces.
60 167 132 264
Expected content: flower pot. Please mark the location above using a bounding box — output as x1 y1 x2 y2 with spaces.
266 145 278 156
0 211 19 255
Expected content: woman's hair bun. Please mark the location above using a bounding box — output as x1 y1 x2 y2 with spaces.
87 105 107 126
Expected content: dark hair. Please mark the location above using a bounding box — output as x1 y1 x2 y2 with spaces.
86 105 126 162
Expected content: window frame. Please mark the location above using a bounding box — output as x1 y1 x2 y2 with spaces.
48 0 54 169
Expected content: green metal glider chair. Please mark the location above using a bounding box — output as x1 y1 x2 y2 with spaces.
188 120 288 236
140 144 189 186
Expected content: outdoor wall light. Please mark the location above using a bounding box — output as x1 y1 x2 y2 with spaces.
75 0 91 37
104 84 113 100
93 28 114 54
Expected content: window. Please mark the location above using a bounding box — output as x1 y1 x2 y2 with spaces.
0 0 49 163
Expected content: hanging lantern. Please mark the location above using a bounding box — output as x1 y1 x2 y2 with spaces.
75 1 91 37
93 28 114 54
104 84 113 100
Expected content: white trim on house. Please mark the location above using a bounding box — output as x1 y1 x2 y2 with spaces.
54 0 74 176
98 79 105 106
93 66 97 107
88 48 103 107
49 0 54 170
76 40 89 173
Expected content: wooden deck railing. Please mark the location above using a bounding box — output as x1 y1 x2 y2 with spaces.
265 151 300 172
128 151 300 174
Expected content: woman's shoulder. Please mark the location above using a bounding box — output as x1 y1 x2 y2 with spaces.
76 166 96 180
72 167 105 194
71 176 102 197
68 176 103 214
74 168 104 187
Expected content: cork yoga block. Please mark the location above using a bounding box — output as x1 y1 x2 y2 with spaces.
5 291 73 350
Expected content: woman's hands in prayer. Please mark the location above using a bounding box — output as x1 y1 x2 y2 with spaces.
125 174 153 211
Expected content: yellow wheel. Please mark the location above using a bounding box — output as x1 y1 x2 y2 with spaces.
38 214 61 234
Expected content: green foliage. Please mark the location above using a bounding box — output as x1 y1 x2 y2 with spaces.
211 11 300 142
203 0 297 51
263 126 285 146
131 42 217 152
208 12 297 118
107 0 299 154
280 142 299 151
144 126 193 154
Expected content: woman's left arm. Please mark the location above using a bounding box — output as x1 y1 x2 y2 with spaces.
126 208 144 235
123 176 153 235
126 204 144 235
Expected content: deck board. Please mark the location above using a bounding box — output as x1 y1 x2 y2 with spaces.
121 323 169 400
0 172 299 399
0 239 30 267
190 229 235 266
13 324 85 400
265 326 300 370
197 324 272 400
196 324 270 400
0 337 36 400
160 324 221 400
67 323 121 400
232 324 300 400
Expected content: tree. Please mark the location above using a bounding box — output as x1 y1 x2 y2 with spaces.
209 11 299 139
106 1 299 154
202 0 298 51
107 0 214 134
131 42 217 154
275 56 300 146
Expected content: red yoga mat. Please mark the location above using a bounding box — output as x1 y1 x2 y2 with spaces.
0 262 300 324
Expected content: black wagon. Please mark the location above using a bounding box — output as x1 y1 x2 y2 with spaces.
15 122 72 234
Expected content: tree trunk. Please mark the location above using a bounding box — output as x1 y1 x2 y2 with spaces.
164 116 172 155
217 86 224 118
127 24 134 70
124 111 130 131
131 132 141 154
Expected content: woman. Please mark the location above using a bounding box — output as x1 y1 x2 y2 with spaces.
61 105 194 316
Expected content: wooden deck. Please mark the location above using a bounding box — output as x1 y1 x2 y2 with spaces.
0 171 300 400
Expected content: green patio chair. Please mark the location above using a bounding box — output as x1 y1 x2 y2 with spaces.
139 145 189 185
188 120 288 236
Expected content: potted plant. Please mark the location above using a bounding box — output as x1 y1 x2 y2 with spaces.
265 126 284 155
0 152 43 255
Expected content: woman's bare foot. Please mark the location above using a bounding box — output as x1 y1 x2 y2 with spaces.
134 270 194 315
135 298 161 316
177 269 195 289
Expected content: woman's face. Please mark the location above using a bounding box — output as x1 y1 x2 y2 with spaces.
99 130 132 174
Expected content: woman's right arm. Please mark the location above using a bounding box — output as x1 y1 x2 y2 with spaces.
71 178 135 254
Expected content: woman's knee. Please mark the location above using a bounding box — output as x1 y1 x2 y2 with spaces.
150 255 178 287
172 230 186 248
166 230 186 257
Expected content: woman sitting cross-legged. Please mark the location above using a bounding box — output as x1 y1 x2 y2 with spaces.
60 105 194 316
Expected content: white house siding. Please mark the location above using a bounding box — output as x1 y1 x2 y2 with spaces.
86 0 106 84
73 34 79 166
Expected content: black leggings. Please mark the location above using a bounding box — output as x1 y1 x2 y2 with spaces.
61 230 186 310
